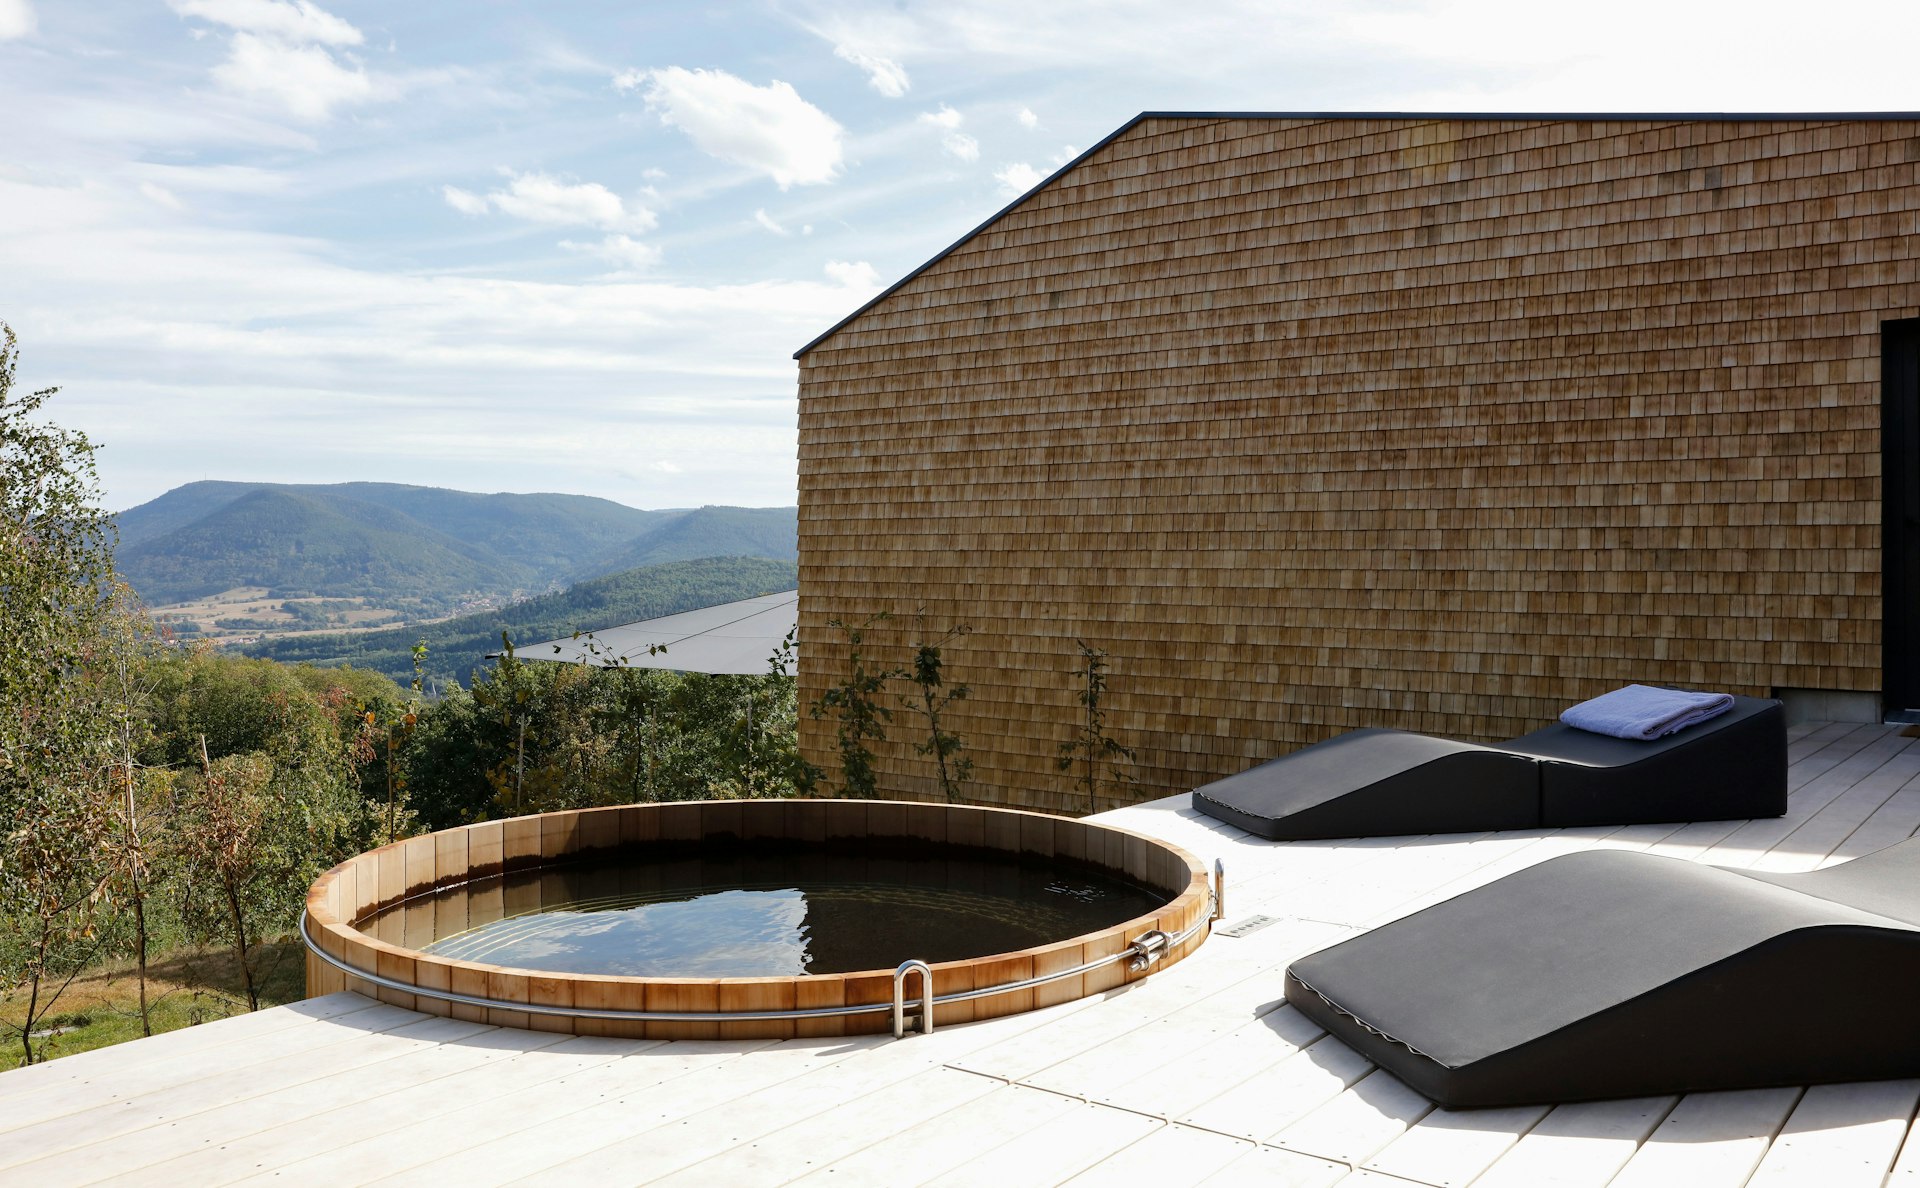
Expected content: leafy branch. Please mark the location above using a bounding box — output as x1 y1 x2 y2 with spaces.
809 613 903 800
902 613 972 803
1057 639 1134 814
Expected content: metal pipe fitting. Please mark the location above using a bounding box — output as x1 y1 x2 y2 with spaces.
1126 929 1171 971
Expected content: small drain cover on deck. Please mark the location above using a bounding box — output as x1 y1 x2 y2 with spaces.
1215 914 1279 938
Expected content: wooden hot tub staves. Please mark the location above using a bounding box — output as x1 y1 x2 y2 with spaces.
302 798 1213 1040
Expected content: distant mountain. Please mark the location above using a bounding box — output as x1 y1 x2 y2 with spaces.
241 555 799 686
569 505 797 580
113 481 793 611
119 488 518 605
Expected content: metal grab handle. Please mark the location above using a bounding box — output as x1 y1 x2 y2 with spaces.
893 960 934 1038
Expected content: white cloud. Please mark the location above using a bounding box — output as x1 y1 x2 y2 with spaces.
561 234 662 271
170 0 380 121
443 171 656 234
1051 144 1080 165
0 0 35 39
824 260 879 289
1017 107 1039 129
131 163 290 195
833 43 909 97
941 133 979 163
169 0 361 46
629 67 843 189
441 185 488 215
212 32 373 121
918 105 978 162
492 171 656 233
753 208 790 236
993 162 1044 197
138 182 184 210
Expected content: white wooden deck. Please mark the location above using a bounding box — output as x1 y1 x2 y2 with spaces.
5 719 1920 1187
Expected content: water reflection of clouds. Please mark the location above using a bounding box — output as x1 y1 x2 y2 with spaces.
446 888 813 977
399 855 1160 976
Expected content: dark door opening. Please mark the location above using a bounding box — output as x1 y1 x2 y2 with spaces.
1883 317 1920 716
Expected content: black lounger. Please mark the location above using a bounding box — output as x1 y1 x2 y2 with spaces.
1192 694 1784 840
1284 838 1920 1107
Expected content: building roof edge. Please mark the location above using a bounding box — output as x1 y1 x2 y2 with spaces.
791 109 1920 360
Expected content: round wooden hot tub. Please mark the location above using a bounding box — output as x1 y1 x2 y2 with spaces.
302 799 1214 1039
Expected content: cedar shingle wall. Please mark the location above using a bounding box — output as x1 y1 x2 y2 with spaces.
795 116 1920 815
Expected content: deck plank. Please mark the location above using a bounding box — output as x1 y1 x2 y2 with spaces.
5 1017 532 1187
1196 1143 1350 1187
0 996 397 1125
88 1032 645 1187
1268 1068 1435 1170
1603 1087 1803 1188
923 1100 1162 1188
1355 1102 1551 1188
0 991 373 1108
1744 741 1920 872
755 1081 1084 1188
1178 1035 1377 1144
1093 1004 1329 1121
1467 1096 1677 1188
1888 1107 1920 1182
202 1038 771 1185
502 1064 998 1186
1741 1080 1920 1188
0 1003 424 1167
296 1037 875 1186
1057 1124 1277 1187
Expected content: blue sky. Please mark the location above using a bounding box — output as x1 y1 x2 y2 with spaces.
3 0 1916 513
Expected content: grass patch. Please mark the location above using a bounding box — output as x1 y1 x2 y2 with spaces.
0 938 307 1071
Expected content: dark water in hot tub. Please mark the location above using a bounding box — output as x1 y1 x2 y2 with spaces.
362 847 1167 977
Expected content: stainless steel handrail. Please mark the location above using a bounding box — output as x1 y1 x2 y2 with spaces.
299 863 1220 1028
892 960 934 1038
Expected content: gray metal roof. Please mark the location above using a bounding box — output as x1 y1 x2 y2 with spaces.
512 589 797 676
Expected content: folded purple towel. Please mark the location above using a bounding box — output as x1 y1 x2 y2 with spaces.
1560 685 1735 741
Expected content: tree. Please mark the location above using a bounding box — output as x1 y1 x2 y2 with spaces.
175 739 274 1011
396 681 493 832
736 627 817 798
363 639 427 844
98 600 166 1036
1057 640 1135 814
142 648 395 1005
902 615 973 803
809 614 902 800
0 323 123 1063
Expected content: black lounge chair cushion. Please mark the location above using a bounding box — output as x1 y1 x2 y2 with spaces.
1504 695 1788 827
1192 695 1784 840
1191 729 1537 841
1284 841 1920 1107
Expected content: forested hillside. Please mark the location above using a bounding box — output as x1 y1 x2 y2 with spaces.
114 481 795 614
118 488 516 605
242 555 799 686
569 505 798 579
